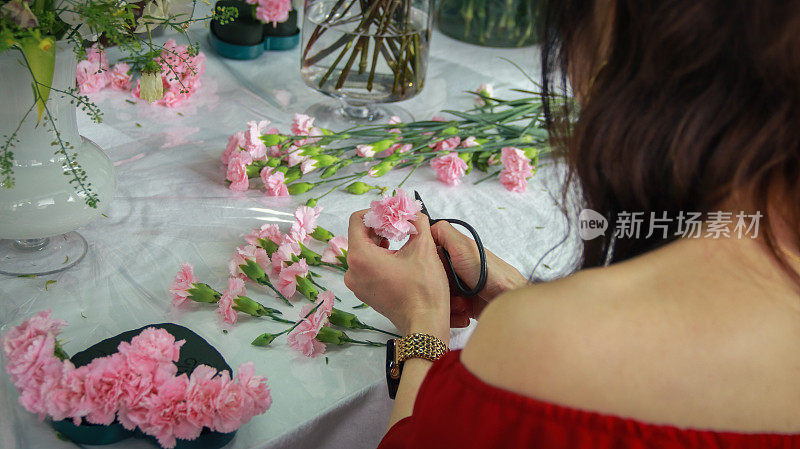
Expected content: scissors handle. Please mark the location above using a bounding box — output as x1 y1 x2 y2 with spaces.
431 218 488 298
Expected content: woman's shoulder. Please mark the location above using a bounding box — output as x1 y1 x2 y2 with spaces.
460 250 800 432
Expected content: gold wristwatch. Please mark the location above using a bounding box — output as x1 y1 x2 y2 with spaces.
386 333 448 399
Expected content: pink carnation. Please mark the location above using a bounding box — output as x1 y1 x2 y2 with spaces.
228 244 268 278
430 136 461 152
185 365 224 430
108 63 132 90
356 144 375 157
270 243 300 276
76 59 108 94
286 149 307 167
222 131 245 165
277 259 309 298
83 354 127 425
264 171 289 197
300 157 317 174
321 236 347 264
217 277 246 325
213 375 254 433
314 290 335 317
363 188 422 241
169 263 197 307
226 151 252 191
44 361 91 423
245 223 284 246
294 205 322 235
475 82 494 106
286 306 327 357
499 170 528 193
462 136 479 147
254 0 291 25
244 120 270 160
117 327 184 369
86 43 109 68
500 147 532 173
137 374 199 449
235 362 272 415
430 152 468 186
291 113 315 135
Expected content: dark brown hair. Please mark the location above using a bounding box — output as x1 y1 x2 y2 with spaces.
541 0 800 277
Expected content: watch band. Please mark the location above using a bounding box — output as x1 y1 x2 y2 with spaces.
386 333 449 399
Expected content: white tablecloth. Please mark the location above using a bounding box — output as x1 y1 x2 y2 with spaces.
0 23 578 449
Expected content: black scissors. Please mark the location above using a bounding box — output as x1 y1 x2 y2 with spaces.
415 191 487 297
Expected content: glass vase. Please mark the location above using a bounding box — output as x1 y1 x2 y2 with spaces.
0 44 116 276
437 0 541 48
300 0 433 124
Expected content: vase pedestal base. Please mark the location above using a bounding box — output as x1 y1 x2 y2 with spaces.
0 231 88 276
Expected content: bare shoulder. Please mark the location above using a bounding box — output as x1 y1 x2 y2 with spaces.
461 265 648 411
460 256 800 431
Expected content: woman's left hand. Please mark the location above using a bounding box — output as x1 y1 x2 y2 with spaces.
344 209 451 342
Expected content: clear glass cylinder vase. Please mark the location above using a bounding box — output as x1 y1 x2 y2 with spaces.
0 44 116 275
437 0 541 48
300 0 433 122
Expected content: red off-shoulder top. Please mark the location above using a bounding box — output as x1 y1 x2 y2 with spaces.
378 350 800 448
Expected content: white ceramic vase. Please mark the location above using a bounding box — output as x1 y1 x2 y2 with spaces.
0 43 116 275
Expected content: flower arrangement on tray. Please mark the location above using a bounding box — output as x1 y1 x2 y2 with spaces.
2 310 271 449
170 204 401 358
221 82 558 207
0 0 236 206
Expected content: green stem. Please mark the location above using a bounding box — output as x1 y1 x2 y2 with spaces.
473 170 500 185
258 279 294 307
309 278 343 301
320 262 347 272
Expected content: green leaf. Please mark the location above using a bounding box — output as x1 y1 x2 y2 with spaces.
45 279 56 290
18 36 56 123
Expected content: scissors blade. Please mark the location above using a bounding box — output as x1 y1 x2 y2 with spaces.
414 191 432 220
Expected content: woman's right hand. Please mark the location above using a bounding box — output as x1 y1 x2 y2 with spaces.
430 221 528 327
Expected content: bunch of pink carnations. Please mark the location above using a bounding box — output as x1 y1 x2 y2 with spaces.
76 40 206 109
76 44 132 94
169 204 396 357
2 310 271 449
218 82 549 205
132 39 207 108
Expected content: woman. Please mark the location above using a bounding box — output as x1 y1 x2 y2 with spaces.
345 0 800 447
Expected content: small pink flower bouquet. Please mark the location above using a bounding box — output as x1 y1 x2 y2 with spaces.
2 310 271 449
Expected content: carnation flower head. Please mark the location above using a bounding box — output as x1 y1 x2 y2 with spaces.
108 63 132 90
117 327 185 370
430 152 468 186
264 171 290 197
321 236 347 264
222 132 245 165
277 259 309 298
363 188 422 241
270 242 300 276
169 263 197 307
226 151 252 191
217 277 246 325
76 59 108 94
286 306 327 357
294 205 322 234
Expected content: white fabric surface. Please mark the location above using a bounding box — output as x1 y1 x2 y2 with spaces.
0 24 579 449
